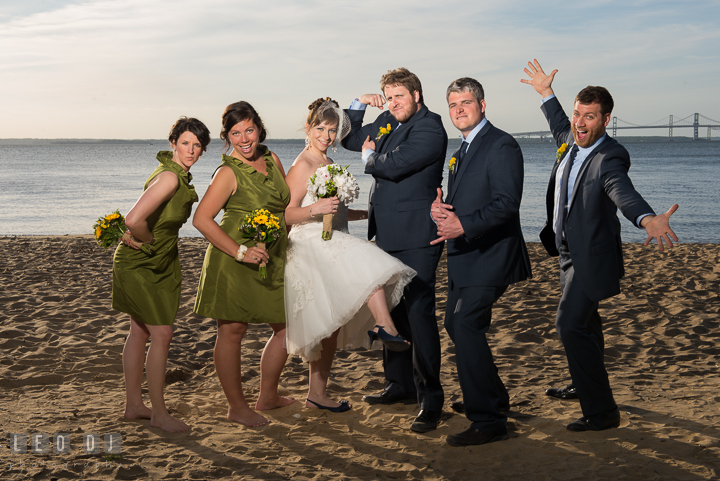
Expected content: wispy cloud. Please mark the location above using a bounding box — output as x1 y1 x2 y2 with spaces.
1 0 718 138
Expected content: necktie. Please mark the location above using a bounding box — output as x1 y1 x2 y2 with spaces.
456 141 469 170
555 144 579 250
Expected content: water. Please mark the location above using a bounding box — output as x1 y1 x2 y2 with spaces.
1 139 718 243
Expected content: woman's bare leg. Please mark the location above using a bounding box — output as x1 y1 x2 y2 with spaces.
145 324 189 432
306 329 349 409
123 317 152 419
214 320 269 427
255 324 297 411
367 287 406 340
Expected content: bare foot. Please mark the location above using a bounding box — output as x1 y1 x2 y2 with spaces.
255 395 298 411
123 404 152 420
227 407 270 427
305 396 351 410
150 412 190 433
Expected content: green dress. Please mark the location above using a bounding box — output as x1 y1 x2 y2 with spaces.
112 151 198 325
194 146 290 323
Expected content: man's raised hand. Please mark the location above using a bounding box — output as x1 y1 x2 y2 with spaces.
521 59 557 98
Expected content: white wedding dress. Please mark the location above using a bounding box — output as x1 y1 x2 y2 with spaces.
284 192 416 361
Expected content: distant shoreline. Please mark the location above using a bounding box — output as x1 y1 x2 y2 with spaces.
1 136 716 146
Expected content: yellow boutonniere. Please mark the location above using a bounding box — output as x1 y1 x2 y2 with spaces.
556 143 568 162
448 157 457 173
375 123 392 141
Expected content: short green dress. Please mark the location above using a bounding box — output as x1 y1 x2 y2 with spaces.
194 147 290 323
112 151 198 325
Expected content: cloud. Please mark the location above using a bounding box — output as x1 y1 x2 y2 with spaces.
1 0 718 138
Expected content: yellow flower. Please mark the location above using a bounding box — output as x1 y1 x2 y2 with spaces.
556 143 568 161
254 214 269 225
95 226 102 239
448 157 457 173
375 123 393 141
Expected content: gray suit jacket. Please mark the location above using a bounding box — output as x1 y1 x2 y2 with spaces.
540 97 654 301
342 104 447 252
445 121 531 288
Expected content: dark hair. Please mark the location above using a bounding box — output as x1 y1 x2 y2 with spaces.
306 97 340 128
575 86 614 117
446 77 484 103
168 117 211 151
220 101 267 152
380 67 424 104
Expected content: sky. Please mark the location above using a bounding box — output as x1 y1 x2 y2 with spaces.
1 0 719 140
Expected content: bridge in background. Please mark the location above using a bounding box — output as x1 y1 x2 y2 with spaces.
513 113 720 140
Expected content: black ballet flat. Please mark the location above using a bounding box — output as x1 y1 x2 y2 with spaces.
306 398 351 413
367 325 411 352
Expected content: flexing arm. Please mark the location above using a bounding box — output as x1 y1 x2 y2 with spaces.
341 94 387 152
124 171 178 244
365 119 446 181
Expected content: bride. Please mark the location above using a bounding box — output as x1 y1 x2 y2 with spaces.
284 98 416 412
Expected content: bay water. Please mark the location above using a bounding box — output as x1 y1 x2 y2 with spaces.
1 139 717 244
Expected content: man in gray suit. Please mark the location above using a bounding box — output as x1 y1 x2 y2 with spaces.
342 68 448 432
521 59 678 431
432 77 531 446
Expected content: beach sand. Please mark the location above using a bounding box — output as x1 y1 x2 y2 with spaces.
0 236 718 480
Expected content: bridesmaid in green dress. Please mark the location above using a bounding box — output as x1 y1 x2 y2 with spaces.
113 117 211 432
193 101 296 427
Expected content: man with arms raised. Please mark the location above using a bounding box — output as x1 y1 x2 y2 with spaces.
431 77 531 446
342 68 448 432
521 59 678 431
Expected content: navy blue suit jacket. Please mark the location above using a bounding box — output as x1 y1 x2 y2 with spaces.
342 104 447 252
540 97 654 301
445 121 531 288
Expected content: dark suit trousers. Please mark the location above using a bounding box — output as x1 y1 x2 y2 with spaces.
383 244 444 410
444 283 509 434
557 245 617 417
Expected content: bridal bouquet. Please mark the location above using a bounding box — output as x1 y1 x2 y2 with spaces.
239 208 282 279
93 209 154 255
307 164 360 240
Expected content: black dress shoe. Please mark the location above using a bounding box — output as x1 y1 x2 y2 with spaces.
447 427 509 447
545 384 578 400
410 409 442 433
362 389 416 405
566 409 620 432
450 400 509 414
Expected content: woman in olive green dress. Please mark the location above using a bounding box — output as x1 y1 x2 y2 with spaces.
193 101 295 427
114 117 211 432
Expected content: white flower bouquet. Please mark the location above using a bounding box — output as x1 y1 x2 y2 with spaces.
307 164 360 240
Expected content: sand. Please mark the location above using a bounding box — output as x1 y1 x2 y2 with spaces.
0 235 718 480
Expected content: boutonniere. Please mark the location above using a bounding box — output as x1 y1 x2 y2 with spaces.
375 123 392 141
448 157 457 173
556 143 568 162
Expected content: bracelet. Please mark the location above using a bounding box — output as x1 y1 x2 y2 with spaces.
309 204 315 218
235 245 248 262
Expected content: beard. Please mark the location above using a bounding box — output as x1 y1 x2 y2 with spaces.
391 101 419 123
571 122 605 148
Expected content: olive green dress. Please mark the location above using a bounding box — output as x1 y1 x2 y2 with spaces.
112 151 198 325
194 146 290 323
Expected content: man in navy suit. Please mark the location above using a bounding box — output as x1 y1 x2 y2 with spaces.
342 68 448 432
431 77 532 446
521 59 678 431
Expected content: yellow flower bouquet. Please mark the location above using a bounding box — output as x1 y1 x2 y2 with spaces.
93 209 154 255
239 208 282 279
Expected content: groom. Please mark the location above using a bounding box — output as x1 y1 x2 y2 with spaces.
342 68 448 432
